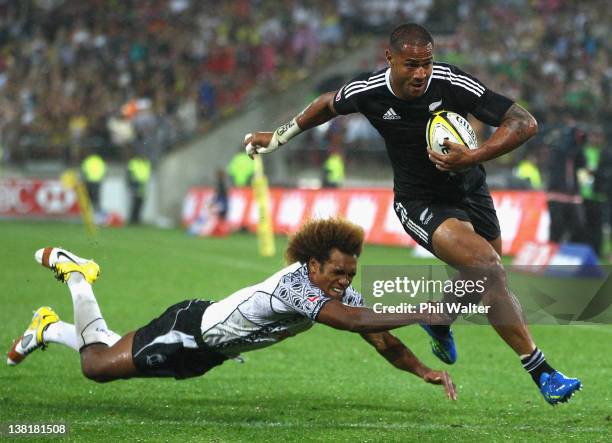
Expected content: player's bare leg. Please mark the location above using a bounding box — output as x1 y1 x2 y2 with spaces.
432 219 581 404
483 235 538 352
65 271 139 382
80 332 139 382
29 247 140 382
432 218 535 355
8 310 139 381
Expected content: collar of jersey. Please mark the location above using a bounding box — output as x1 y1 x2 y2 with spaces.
385 68 433 99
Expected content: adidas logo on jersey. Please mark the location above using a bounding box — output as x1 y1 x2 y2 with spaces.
383 107 401 120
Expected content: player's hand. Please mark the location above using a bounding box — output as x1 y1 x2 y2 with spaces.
428 140 477 172
423 369 457 400
244 132 276 159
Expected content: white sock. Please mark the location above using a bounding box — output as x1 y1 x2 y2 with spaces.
43 321 79 351
66 273 121 349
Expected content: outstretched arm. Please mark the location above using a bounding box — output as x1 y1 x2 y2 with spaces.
296 91 339 130
315 299 450 333
361 331 457 400
429 103 538 171
244 92 338 157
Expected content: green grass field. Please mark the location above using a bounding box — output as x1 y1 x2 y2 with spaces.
1 221 611 442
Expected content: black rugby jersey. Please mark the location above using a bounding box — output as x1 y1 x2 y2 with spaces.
332 62 513 201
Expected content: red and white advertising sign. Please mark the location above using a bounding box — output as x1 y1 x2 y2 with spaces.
0 179 80 218
183 187 549 256
512 241 560 272
491 191 549 255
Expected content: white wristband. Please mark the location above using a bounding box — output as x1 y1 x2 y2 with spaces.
244 119 302 157
274 118 302 145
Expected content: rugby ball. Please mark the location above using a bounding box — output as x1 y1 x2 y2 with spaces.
426 111 478 155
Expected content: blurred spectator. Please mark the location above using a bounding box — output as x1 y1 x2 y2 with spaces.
212 168 230 236
545 116 586 244
227 149 254 187
322 148 345 188
578 127 611 256
81 150 106 213
108 115 136 151
188 168 230 237
512 151 542 190
127 152 151 224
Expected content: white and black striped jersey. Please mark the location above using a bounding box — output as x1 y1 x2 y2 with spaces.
333 62 513 201
200 262 364 357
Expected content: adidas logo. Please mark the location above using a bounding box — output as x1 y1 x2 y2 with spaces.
383 107 401 120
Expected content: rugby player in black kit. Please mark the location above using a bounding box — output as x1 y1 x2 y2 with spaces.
244 23 581 405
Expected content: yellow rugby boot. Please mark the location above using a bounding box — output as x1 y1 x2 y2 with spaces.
7 307 60 365
35 247 100 284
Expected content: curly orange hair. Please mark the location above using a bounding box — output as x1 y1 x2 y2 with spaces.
285 218 364 265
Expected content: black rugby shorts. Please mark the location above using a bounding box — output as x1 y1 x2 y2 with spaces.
132 299 228 379
394 182 500 255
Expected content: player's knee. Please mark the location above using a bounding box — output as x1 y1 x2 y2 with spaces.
81 366 104 383
469 247 505 285
484 257 505 282
81 360 113 383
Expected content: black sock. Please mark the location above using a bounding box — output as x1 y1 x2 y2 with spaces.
429 325 450 336
521 348 555 386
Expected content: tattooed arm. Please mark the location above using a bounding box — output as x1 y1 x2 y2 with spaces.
470 103 538 163
428 103 538 172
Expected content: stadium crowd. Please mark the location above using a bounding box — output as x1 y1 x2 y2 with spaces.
0 0 438 167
